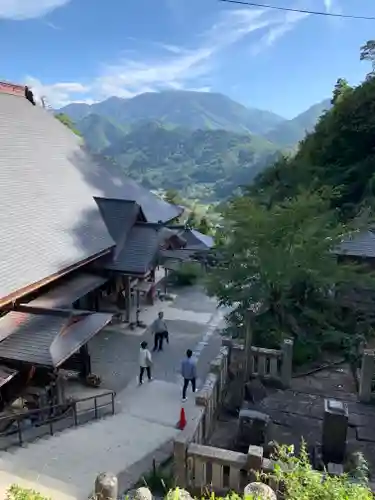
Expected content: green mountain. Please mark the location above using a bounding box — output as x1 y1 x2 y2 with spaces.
59 90 285 135
265 99 331 147
76 114 128 153
78 120 281 200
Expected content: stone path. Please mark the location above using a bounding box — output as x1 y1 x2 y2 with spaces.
0 286 224 500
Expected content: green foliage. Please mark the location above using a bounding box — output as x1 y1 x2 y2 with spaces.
331 78 352 106
259 443 372 500
138 460 175 494
55 113 82 137
59 91 333 201
164 189 183 206
91 122 281 201
6 485 50 500
360 40 375 77
252 70 375 221
206 190 373 364
75 113 128 153
172 262 202 286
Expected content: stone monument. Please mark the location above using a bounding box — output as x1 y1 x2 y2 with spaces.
322 399 348 464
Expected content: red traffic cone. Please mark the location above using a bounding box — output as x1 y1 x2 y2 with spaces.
177 407 187 430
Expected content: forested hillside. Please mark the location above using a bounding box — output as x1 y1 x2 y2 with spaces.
98 121 281 199
207 41 375 367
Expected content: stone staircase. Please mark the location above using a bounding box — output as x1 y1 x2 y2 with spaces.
0 380 198 499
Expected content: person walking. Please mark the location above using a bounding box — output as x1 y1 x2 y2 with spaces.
181 349 197 402
139 341 152 384
152 311 169 351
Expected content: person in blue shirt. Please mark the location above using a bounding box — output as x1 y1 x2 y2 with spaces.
181 349 197 401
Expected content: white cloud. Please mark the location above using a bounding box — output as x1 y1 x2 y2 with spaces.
252 10 309 54
26 77 92 107
0 0 70 20
28 5 308 107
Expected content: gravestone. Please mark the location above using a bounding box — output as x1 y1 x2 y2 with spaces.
322 399 348 464
236 408 271 451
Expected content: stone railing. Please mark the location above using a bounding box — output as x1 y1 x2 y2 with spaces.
173 338 294 490
174 346 230 486
358 349 375 402
186 443 277 495
224 338 293 388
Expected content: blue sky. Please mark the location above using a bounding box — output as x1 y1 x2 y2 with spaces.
1 0 374 118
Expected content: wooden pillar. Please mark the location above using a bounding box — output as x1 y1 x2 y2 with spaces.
80 344 91 378
164 268 168 294
124 277 131 322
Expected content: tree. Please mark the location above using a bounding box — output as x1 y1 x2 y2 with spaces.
251 69 375 221
186 210 200 228
206 191 372 364
164 189 182 205
55 113 82 137
331 78 352 105
197 216 212 235
360 40 375 76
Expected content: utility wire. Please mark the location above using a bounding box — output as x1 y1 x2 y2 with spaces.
219 0 375 20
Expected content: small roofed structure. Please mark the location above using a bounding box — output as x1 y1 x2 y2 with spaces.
159 226 215 265
0 309 112 369
334 228 375 260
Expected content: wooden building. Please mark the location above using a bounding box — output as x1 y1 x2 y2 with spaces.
0 81 182 408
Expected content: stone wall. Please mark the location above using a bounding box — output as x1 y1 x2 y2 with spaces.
173 337 294 491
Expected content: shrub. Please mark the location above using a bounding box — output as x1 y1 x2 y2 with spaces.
172 262 202 286
259 443 372 500
6 485 50 500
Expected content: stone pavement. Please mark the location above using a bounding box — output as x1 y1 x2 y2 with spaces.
89 285 223 392
0 286 225 500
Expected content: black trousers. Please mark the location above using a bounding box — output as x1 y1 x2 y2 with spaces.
139 366 151 383
182 378 196 399
153 331 168 351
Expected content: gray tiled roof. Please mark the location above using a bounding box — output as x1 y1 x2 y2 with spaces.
0 310 112 367
0 311 65 366
335 230 375 258
105 223 160 275
0 93 181 302
95 198 143 243
87 154 183 223
0 94 115 302
25 273 108 309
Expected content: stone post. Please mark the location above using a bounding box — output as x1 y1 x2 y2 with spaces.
359 349 374 403
247 445 263 481
322 399 348 464
94 472 118 500
281 339 294 388
173 438 188 488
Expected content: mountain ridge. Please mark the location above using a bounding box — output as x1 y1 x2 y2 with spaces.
59 90 285 135
59 89 330 147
